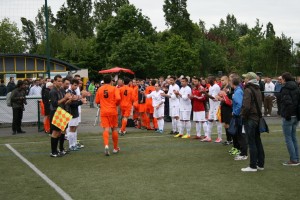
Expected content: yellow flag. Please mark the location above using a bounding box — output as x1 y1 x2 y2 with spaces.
51 107 73 131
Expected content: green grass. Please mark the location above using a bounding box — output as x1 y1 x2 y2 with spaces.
1 126 300 200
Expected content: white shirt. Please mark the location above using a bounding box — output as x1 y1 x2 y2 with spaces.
147 90 165 107
68 86 82 113
29 85 42 96
168 84 180 107
178 86 192 111
209 83 221 109
264 82 275 96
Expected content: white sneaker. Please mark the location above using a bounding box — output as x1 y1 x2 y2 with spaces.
257 166 264 171
113 147 120 154
241 167 257 172
234 155 248 161
267 114 271 117
104 146 110 156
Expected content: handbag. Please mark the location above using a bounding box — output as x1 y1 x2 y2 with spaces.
249 87 269 133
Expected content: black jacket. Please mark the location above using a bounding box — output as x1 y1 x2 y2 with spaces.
42 87 51 116
0 84 7 96
11 88 27 109
278 81 300 120
7 82 16 93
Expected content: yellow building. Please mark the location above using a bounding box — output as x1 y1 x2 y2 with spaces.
0 53 80 82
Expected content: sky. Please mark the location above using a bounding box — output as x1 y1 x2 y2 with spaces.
0 0 299 43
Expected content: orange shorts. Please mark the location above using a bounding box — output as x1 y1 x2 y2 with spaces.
121 106 131 117
138 104 146 113
133 101 139 110
101 115 118 128
146 105 154 114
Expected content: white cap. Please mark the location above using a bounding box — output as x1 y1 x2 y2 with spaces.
46 82 53 88
101 80 104 84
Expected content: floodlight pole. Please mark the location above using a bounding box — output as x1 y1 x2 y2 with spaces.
45 0 50 78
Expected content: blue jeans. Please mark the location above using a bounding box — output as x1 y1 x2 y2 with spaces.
282 116 299 162
244 119 265 168
90 94 95 108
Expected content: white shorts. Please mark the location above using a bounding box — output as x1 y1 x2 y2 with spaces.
208 106 219 121
193 111 206 122
169 106 179 117
179 111 191 121
69 117 79 127
153 106 164 118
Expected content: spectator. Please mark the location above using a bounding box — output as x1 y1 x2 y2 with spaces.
29 79 42 96
0 79 7 96
241 72 265 172
7 77 16 93
263 77 275 116
278 72 300 166
88 80 95 108
274 76 283 115
11 80 27 135
42 82 53 134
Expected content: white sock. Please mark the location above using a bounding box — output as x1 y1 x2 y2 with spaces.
158 119 164 131
202 122 207 136
172 118 176 132
68 132 74 148
176 119 180 132
207 121 213 138
195 122 201 137
186 121 191 135
180 121 185 134
217 121 222 139
65 126 70 140
74 131 78 144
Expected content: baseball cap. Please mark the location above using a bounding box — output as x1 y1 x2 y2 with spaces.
242 72 257 80
46 82 53 88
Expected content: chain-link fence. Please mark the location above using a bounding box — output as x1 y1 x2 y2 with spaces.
0 96 43 131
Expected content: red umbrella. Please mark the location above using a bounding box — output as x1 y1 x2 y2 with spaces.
99 67 134 74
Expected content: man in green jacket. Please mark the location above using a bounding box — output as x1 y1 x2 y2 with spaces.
88 80 95 108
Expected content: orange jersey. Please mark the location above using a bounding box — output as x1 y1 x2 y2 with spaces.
95 84 121 116
145 86 155 107
132 85 138 101
119 85 134 108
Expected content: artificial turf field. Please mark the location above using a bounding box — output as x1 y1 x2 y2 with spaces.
0 124 300 200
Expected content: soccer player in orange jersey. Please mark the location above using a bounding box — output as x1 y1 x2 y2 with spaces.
95 75 121 156
145 80 158 130
131 79 139 124
119 77 134 136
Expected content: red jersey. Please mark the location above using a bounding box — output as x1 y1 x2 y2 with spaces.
192 85 206 112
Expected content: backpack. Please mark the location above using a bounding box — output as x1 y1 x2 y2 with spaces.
6 92 12 107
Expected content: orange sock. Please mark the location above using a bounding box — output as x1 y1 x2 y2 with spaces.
145 114 150 129
44 117 50 133
112 130 118 149
121 118 127 132
142 113 147 127
153 118 158 129
103 130 109 147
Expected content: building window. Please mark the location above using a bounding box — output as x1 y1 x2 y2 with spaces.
5 57 15 72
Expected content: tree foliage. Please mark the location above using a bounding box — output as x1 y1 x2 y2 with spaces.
0 18 25 53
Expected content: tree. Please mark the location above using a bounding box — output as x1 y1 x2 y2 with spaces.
96 4 156 69
163 0 196 43
266 22 275 38
55 0 94 38
0 18 25 53
35 5 55 41
108 31 156 77
94 0 129 24
158 34 199 76
21 17 37 53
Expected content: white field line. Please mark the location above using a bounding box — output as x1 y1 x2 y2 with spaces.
5 144 73 200
1 129 285 146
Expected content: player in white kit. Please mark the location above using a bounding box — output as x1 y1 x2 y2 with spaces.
174 77 192 138
161 76 180 134
201 76 222 142
146 83 165 133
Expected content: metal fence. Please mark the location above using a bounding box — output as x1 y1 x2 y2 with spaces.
0 96 43 131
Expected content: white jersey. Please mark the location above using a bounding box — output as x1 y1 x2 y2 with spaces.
208 83 221 110
147 90 165 107
178 86 192 111
168 84 180 107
